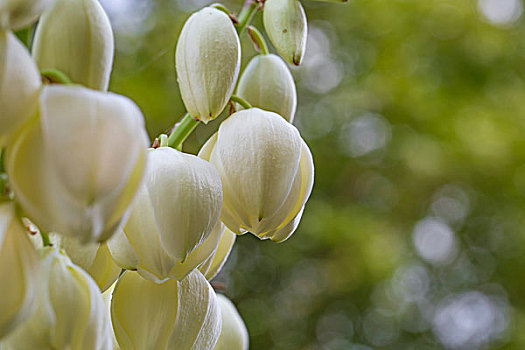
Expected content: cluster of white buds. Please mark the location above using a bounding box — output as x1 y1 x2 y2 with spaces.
0 0 344 347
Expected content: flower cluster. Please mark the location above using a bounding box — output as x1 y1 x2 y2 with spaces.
0 0 342 348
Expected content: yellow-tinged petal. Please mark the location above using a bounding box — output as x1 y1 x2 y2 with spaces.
199 228 236 281
111 270 221 350
0 203 39 339
0 31 41 148
214 294 249 350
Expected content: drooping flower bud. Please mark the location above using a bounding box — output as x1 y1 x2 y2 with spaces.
199 228 236 281
111 270 221 349
108 146 223 283
263 0 307 65
175 7 241 123
236 53 297 122
214 294 249 350
0 0 52 30
0 203 39 339
56 235 121 292
6 85 149 243
2 247 112 349
32 0 114 91
0 31 41 147
199 108 314 242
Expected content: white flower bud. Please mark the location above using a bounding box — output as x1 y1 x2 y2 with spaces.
107 147 223 283
236 53 297 122
175 7 241 123
0 203 39 339
0 31 41 147
214 294 249 350
199 228 236 281
6 85 149 243
263 0 307 65
56 235 121 292
111 270 221 350
33 0 114 91
0 0 52 30
3 247 112 349
199 108 314 242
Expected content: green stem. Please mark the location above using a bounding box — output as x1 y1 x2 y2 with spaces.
40 231 52 247
236 0 259 35
247 26 269 55
167 113 200 151
41 69 73 85
231 95 253 110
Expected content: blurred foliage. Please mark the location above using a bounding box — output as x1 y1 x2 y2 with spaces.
101 0 525 348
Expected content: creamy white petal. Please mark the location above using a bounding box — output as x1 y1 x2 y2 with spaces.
176 7 240 123
0 203 39 339
58 234 121 291
199 228 236 281
3 247 112 349
236 54 297 122
33 0 114 90
0 31 41 147
214 294 249 350
111 270 221 350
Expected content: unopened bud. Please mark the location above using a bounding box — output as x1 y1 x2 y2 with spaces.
263 0 307 65
33 0 114 91
175 7 241 123
236 53 297 122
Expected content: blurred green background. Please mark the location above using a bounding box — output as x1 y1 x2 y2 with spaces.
100 0 525 348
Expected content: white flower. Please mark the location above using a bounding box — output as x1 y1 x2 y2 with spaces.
263 0 307 65
6 85 149 243
0 203 39 339
236 53 297 122
107 146 223 283
32 0 114 91
199 228 236 281
111 270 221 350
214 294 249 350
175 7 241 123
199 108 314 242
0 0 52 30
2 247 112 349
0 31 41 147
